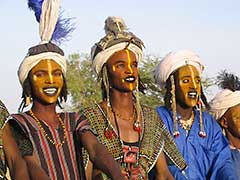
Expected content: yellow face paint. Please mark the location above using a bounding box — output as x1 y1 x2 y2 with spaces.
177 65 201 108
30 59 63 104
112 65 116 72
106 49 138 92
125 49 133 74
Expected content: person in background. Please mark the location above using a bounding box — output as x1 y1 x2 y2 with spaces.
209 70 240 179
152 50 236 179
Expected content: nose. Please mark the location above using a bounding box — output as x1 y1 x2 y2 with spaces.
126 64 133 75
45 73 54 84
190 79 197 89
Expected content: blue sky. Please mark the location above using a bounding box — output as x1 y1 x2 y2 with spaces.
1 0 240 112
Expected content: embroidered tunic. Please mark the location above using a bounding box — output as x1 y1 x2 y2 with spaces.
82 104 186 179
9 112 90 180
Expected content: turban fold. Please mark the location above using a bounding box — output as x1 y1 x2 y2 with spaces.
154 50 204 89
92 42 142 75
18 51 66 86
209 89 240 120
18 0 72 86
91 16 144 75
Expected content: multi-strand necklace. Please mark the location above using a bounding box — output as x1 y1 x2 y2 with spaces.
178 111 194 131
29 109 67 147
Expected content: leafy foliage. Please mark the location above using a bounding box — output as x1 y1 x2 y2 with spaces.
66 53 101 111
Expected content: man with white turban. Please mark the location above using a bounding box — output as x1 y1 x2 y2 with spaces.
209 70 240 178
5 0 124 179
151 50 236 179
81 16 187 180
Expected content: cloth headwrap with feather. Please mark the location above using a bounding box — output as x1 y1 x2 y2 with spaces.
209 70 240 120
154 50 204 89
91 16 144 75
18 0 74 86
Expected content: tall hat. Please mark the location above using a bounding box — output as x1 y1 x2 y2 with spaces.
91 16 144 76
209 70 240 120
18 0 74 86
154 50 206 138
91 16 145 136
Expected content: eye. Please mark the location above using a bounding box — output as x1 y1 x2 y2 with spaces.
53 70 62 77
131 62 138 68
34 71 46 77
116 63 125 69
182 79 189 83
195 79 201 84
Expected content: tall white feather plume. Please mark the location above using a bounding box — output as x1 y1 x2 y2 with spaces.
104 16 127 35
39 0 60 43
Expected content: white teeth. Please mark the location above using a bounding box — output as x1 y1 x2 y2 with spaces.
188 92 197 98
43 88 57 95
125 77 135 81
189 92 197 96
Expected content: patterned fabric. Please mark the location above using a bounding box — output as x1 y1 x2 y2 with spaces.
82 104 186 179
156 106 237 180
0 100 9 179
9 112 90 180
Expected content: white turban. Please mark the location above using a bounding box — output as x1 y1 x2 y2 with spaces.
18 52 66 86
209 89 240 120
91 42 143 75
154 49 204 89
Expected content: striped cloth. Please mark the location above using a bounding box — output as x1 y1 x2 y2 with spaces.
10 112 90 180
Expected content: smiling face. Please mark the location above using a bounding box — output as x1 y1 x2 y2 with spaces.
175 65 201 108
29 59 64 104
107 49 138 92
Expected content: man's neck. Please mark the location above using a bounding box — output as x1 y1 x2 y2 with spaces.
226 130 240 149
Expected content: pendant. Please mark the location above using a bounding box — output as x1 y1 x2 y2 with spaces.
133 121 141 133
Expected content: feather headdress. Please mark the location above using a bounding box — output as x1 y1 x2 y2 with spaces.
216 70 240 91
18 0 74 111
28 0 74 44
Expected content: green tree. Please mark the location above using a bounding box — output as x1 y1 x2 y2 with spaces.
66 53 101 111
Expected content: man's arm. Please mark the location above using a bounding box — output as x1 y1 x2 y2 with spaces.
3 123 30 180
155 151 174 180
80 130 124 180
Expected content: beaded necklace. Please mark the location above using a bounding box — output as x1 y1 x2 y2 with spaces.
29 109 67 147
178 111 194 131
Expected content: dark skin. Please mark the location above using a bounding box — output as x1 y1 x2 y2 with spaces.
18 59 124 180
219 104 240 149
86 49 173 180
3 123 30 180
175 65 201 121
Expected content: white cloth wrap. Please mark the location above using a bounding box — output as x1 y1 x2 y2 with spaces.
40 0 60 43
209 89 240 120
18 52 66 86
92 42 143 75
154 50 204 89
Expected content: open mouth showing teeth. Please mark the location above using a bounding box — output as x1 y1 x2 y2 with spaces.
125 76 136 83
188 91 197 99
43 87 58 95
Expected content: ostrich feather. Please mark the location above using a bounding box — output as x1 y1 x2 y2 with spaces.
104 16 127 35
216 70 240 91
27 0 74 44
